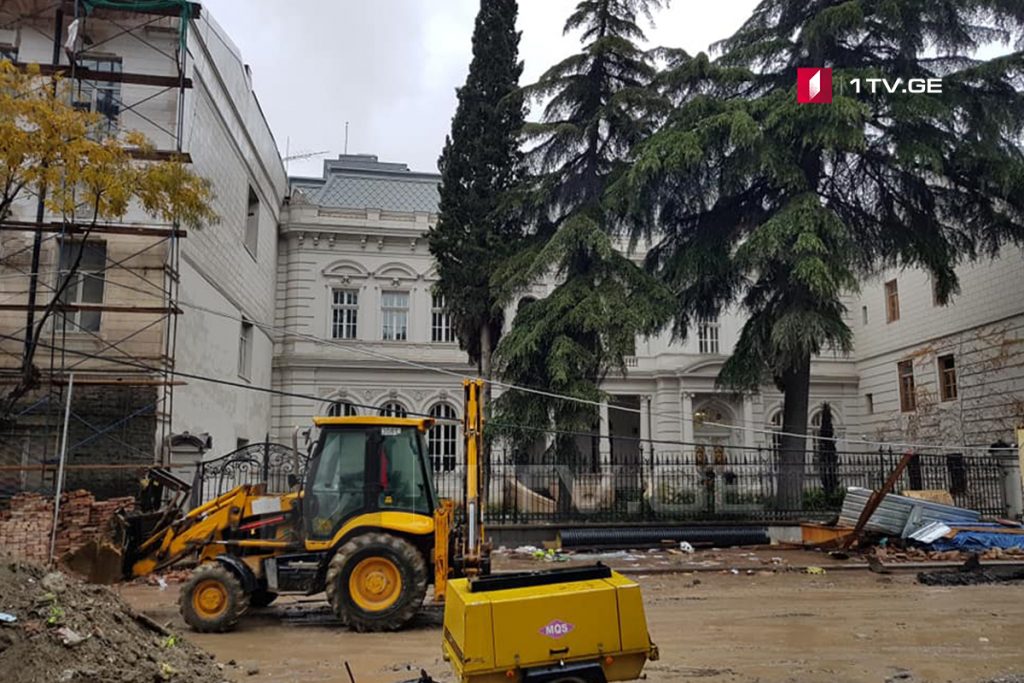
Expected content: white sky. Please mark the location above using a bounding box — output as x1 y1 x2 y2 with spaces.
199 0 760 177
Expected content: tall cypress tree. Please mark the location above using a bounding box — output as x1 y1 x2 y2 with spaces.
493 0 672 464
621 1 1024 507
430 0 526 385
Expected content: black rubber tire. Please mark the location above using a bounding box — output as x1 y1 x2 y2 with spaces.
178 563 249 633
325 533 427 632
249 589 278 608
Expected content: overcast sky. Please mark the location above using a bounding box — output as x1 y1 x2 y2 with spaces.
199 0 760 178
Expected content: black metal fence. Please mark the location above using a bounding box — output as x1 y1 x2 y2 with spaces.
433 448 1009 524
190 441 304 507
181 441 1009 524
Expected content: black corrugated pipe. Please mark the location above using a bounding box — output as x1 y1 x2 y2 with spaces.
558 526 769 549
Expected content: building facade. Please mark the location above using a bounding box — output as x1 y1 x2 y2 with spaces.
274 155 866 480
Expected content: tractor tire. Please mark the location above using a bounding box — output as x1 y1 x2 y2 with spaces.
325 533 427 632
249 590 278 608
178 564 249 632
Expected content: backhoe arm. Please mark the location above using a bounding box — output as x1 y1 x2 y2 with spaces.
129 485 254 577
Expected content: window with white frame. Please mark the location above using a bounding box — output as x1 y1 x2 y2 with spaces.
697 315 720 354
381 291 409 341
238 319 253 380
331 289 358 340
428 403 458 472
326 401 358 417
72 55 121 135
431 293 455 343
58 240 106 332
244 187 260 258
379 401 408 418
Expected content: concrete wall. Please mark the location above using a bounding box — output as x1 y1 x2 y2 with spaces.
170 11 287 458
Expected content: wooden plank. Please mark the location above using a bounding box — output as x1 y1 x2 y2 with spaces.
127 149 192 163
0 220 186 239
903 490 956 506
16 62 192 89
0 303 180 314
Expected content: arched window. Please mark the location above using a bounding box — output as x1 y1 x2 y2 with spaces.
326 401 358 417
428 403 458 472
379 401 408 418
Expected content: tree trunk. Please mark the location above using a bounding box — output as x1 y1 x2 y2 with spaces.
777 355 811 512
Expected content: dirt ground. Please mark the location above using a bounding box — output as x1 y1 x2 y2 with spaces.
117 551 1024 683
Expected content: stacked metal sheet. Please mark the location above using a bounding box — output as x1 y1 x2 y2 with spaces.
839 487 981 537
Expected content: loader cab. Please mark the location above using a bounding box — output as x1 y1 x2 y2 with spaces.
302 417 438 541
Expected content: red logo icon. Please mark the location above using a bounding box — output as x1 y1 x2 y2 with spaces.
540 619 574 639
797 68 832 104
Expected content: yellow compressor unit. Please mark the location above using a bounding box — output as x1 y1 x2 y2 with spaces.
442 564 658 683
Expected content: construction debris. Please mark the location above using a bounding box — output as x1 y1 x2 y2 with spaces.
839 486 980 537
0 491 133 567
0 559 225 683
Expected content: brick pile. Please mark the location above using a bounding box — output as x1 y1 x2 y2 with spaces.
0 490 134 564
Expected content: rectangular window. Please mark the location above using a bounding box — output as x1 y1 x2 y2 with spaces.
938 354 958 401
58 240 106 332
865 393 874 415
381 291 409 341
0 45 17 62
236 438 249 451
244 186 260 258
431 293 455 343
238 319 253 379
331 289 358 340
885 279 900 323
898 360 916 412
72 55 122 135
861 305 868 325
697 316 720 354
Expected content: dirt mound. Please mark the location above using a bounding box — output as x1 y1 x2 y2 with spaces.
0 559 226 683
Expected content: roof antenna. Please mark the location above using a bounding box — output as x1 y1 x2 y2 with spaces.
344 122 349 155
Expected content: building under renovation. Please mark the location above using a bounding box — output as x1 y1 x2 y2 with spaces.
0 0 285 498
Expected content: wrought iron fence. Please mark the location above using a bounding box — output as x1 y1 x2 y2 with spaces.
433 447 1009 524
190 440 305 507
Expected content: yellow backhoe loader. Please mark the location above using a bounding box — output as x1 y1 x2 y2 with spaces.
86 379 657 682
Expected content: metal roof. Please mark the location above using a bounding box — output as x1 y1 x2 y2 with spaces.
292 154 440 214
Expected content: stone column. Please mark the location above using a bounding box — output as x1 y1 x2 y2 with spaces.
681 392 695 445
742 395 756 450
599 400 612 467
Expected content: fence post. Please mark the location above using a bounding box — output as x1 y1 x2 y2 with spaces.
998 431 1024 520
262 433 270 485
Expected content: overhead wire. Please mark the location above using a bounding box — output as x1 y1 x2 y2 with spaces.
173 298 996 454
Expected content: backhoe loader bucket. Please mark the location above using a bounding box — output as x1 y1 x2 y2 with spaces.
442 564 657 683
64 467 191 584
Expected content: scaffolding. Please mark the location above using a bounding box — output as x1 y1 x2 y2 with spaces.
0 0 200 499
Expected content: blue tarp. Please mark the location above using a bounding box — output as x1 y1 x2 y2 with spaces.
928 524 1024 552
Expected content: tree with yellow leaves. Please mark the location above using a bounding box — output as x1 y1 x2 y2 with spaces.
0 59 217 418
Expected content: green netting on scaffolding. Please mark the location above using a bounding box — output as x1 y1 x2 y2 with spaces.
78 0 192 51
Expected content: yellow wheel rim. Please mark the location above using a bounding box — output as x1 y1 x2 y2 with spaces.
192 579 229 619
348 557 402 612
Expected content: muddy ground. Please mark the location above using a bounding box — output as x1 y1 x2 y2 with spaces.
118 551 1024 683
